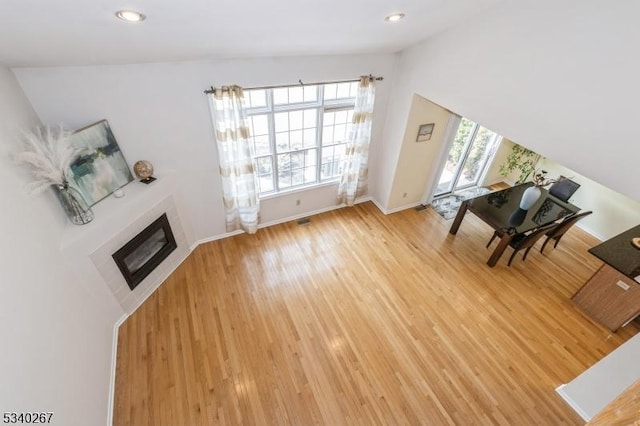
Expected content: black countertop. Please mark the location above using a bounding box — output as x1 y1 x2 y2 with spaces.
589 224 640 280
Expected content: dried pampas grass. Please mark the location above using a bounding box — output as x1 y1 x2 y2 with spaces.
13 124 84 194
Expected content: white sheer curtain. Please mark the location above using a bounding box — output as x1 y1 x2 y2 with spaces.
337 76 376 206
208 85 260 234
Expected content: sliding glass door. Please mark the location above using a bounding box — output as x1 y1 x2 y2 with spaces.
435 117 501 197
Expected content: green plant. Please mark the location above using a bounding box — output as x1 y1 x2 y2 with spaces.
499 143 540 184
531 169 558 187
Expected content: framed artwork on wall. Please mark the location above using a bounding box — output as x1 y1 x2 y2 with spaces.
416 123 435 142
67 120 134 206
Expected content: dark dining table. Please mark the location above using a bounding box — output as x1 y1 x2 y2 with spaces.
448 182 581 267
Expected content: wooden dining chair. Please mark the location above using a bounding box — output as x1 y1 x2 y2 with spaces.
540 210 593 253
487 222 558 266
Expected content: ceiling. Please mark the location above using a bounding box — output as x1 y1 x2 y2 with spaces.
1 0 503 68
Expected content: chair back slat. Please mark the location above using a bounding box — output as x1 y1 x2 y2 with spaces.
513 222 558 250
541 210 593 253
549 177 580 202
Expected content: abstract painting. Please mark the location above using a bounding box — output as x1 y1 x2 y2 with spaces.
67 120 134 206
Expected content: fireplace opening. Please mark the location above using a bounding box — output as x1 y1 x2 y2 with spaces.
112 213 177 291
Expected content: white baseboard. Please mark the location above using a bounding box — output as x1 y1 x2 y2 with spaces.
191 197 373 248
384 201 423 215
369 198 421 215
555 384 591 421
107 313 128 426
576 222 605 242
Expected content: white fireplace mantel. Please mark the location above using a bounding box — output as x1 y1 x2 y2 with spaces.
60 171 193 314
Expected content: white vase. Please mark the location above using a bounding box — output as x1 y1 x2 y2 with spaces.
519 185 541 210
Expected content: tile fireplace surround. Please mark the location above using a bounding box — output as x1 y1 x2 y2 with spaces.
60 172 193 315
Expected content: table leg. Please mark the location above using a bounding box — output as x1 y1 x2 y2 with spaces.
487 233 513 267
449 200 469 235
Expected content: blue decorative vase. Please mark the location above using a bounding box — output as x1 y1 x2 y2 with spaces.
519 186 541 210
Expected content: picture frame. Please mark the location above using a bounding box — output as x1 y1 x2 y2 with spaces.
67 120 134 206
416 123 435 142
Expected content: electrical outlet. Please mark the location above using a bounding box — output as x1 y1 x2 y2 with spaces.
616 280 630 291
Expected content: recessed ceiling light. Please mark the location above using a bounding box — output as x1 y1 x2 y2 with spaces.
115 9 146 22
385 13 405 23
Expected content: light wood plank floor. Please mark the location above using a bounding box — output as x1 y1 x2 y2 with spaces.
114 201 639 425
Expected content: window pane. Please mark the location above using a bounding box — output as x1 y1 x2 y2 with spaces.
322 126 334 145
291 169 304 186
257 156 272 174
274 112 289 132
291 151 304 169
336 83 351 99
251 115 269 136
276 132 289 152
303 109 316 128
321 144 346 180
256 156 274 193
273 88 288 105
347 110 354 122
324 84 337 100
289 110 303 130
303 128 316 147
334 124 347 142
323 111 335 126
259 175 274 193
304 149 318 184
254 135 270 156
335 110 348 124
277 153 293 188
247 90 267 108
288 87 303 104
303 86 318 102
349 82 358 97
290 130 303 150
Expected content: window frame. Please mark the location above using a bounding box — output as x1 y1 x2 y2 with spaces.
244 83 358 197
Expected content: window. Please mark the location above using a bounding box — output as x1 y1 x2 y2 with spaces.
244 82 359 196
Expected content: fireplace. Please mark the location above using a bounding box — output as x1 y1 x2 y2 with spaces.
112 213 177 291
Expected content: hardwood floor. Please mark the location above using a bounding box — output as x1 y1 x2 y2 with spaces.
114 201 638 425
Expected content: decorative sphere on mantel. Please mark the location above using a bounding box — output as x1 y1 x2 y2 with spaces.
133 160 154 181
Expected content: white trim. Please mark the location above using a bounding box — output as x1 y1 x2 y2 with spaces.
190 230 243 250
421 114 460 205
107 313 128 426
382 201 423 215
555 384 591 421
365 197 420 215
258 180 339 201
369 197 388 214
576 222 605 242
194 197 374 247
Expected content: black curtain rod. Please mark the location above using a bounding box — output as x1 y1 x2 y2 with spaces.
203 75 383 94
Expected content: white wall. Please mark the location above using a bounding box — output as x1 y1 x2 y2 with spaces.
537 157 640 240
557 333 640 421
386 94 452 211
13 54 397 242
0 68 123 425
379 0 640 209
